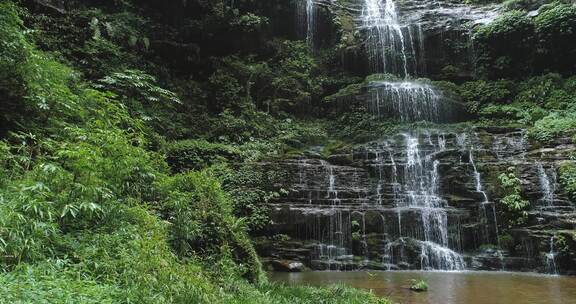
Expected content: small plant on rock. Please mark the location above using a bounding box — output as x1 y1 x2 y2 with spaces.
410 279 429 292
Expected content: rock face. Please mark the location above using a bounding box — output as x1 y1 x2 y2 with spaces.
311 0 501 79
257 128 576 274
257 0 576 275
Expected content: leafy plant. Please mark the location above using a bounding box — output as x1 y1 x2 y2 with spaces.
474 11 535 78
559 161 576 201
410 279 429 292
498 169 531 227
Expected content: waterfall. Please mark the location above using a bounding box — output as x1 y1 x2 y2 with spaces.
297 0 316 46
545 235 559 275
376 133 464 271
367 81 442 122
360 0 448 123
537 163 556 208
314 161 352 269
362 0 418 77
469 149 500 247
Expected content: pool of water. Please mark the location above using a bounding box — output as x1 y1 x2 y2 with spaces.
270 271 576 304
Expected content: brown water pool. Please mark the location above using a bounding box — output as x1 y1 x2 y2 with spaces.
269 271 576 304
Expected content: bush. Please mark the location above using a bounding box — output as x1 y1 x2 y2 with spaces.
410 279 429 292
534 3 576 73
513 74 566 107
529 111 576 142
559 161 576 201
165 139 242 172
474 11 535 78
158 170 264 283
459 80 515 113
213 164 283 232
479 102 546 124
498 169 531 227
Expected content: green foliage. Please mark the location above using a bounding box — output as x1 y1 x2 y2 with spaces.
410 279 429 292
498 169 531 227
0 3 83 133
214 164 284 232
206 40 321 116
529 111 576 142
534 3 576 72
559 161 576 201
96 69 180 105
479 102 546 125
0 263 125 303
513 74 569 108
459 80 515 113
231 13 269 32
474 3 576 77
0 4 303 303
474 11 535 78
94 69 186 138
248 283 390 304
165 139 242 172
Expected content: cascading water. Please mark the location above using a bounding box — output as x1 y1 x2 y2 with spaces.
537 163 556 208
469 148 499 246
374 133 465 271
545 235 559 275
367 81 442 122
362 0 409 76
297 0 316 46
263 0 576 276
360 0 449 123
314 161 353 269
357 0 462 270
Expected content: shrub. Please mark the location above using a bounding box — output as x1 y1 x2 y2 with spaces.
513 74 566 107
474 11 535 78
459 80 515 113
498 169 531 227
559 161 576 201
410 279 429 292
158 170 264 283
534 3 576 73
165 139 242 172
213 164 283 232
529 111 576 142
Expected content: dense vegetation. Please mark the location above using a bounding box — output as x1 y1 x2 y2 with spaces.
0 1 386 302
1 0 576 301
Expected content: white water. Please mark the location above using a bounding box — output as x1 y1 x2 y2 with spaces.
367 81 442 122
362 0 409 76
316 161 351 268
469 149 500 247
378 133 464 271
537 163 556 208
546 235 559 275
297 0 316 46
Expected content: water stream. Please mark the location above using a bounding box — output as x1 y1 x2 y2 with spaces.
271 271 576 304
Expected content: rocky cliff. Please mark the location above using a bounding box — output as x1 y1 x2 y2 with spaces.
257 128 576 274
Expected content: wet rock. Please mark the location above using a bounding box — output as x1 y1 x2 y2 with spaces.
259 129 575 273
270 260 306 272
